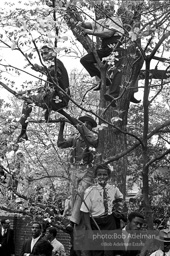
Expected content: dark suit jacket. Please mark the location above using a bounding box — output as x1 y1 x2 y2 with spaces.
0 228 15 256
121 230 144 256
20 235 44 256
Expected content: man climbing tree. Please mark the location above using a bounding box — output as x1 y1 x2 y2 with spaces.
79 6 123 93
77 5 141 106
57 114 98 230
17 45 70 142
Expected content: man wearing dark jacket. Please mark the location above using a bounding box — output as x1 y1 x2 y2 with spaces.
17 45 70 142
20 221 44 256
0 218 15 256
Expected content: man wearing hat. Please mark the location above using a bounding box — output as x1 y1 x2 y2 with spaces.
57 114 98 227
149 229 170 256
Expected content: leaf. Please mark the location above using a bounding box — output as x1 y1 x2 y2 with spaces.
129 31 137 42
27 53 34 59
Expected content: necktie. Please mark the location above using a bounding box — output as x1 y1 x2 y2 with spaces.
103 186 108 215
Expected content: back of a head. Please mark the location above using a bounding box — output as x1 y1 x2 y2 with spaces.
128 211 144 222
1 218 6 225
48 226 57 237
34 240 53 256
41 45 52 52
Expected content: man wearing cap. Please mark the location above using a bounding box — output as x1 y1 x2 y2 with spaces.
0 218 15 256
57 114 98 227
148 229 170 256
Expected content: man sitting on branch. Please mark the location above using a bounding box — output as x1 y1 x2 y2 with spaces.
17 45 70 142
78 6 140 105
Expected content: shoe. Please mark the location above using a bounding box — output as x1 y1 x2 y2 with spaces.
130 95 141 104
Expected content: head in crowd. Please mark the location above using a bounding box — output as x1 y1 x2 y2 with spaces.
78 115 97 131
127 211 144 231
45 226 57 242
31 221 42 239
1 218 10 230
34 239 53 256
153 218 161 230
41 45 53 62
155 229 170 252
94 164 111 186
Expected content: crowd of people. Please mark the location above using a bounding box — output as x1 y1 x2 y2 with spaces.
1 207 170 256
0 218 66 256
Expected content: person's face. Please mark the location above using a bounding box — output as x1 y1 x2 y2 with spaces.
96 169 109 186
163 242 170 252
45 229 52 241
129 217 144 231
84 121 93 130
2 219 10 229
31 223 41 238
41 48 53 62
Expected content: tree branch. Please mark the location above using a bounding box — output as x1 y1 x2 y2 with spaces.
149 31 170 60
139 69 170 80
146 148 170 168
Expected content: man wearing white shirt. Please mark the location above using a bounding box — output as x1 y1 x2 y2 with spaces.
78 6 140 105
80 164 123 256
79 8 124 93
20 221 44 256
45 227 66 256
122 211 144 256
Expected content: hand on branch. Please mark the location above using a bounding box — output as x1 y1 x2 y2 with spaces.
76 21 88 36
31 64 43 72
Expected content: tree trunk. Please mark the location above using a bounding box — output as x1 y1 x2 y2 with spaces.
64 3 144 199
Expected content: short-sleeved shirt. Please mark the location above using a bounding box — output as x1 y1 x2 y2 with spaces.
92 15 124 35
80 183 123 217
92 16 124 49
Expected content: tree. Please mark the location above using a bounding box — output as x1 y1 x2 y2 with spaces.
0 0 170 229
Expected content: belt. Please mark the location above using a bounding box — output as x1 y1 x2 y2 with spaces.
92 214 110 219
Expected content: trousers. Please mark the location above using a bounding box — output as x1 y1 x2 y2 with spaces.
70 165 94 224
